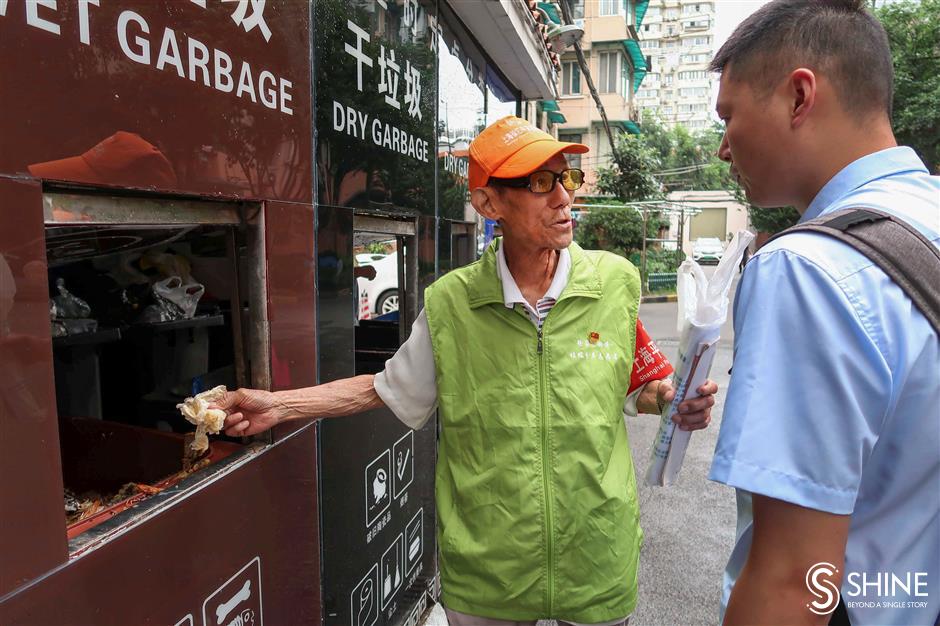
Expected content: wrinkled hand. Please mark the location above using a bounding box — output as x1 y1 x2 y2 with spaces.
212 388 286 437
657 379 718 431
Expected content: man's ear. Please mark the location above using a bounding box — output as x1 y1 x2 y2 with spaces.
470 187 502 221
788 67 817 129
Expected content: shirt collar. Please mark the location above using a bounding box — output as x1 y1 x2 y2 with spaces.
802 146 929 222
496 241 571 309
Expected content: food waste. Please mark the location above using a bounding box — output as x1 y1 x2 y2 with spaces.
64 456 212 526
176 385 228 452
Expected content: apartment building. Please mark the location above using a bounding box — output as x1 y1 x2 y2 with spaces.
553 0 651 190
635 0 717 130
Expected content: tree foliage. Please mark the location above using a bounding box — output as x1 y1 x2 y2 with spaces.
574 200 666 257
876 0 940 173
747 206 801 234
639 116 735 192
594 134 664 201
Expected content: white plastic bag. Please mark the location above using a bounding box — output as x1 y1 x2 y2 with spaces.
139 276 205 323
645 230 755 486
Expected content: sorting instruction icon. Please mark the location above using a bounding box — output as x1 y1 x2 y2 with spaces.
365 450 391 528
381 533 404 609
350 564 379 626
405 508 423 575
201 557 263 626
392 430 414 499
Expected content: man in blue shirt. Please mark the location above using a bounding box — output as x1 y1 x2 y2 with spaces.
707 1 940 625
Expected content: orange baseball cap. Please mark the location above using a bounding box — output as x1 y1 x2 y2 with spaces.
468 115 589 190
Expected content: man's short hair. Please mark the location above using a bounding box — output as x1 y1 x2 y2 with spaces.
709 0 893 120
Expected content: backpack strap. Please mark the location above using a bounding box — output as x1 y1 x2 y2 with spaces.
764 208 940 336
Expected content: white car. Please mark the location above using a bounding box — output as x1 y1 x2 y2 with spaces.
356 252 387 266
357 252 399 318
692 237 724 264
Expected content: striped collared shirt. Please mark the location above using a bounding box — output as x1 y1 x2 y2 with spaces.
496 242 570 329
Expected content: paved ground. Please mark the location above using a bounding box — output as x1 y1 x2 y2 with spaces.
423 267 743 626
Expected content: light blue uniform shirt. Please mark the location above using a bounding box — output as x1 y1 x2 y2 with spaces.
709 147 940 626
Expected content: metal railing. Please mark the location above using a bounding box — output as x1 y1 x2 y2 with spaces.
647 272 678 292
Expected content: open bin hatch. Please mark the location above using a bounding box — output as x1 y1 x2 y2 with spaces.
44 194 268 542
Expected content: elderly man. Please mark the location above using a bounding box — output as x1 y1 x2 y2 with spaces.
216 116 717 625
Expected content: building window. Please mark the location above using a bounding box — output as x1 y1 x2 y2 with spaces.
598 51 622 94
571 0 585 19
599 0 620 16
595 127 615 162
639 40 660 49
621 54 631 97
693 36 712 46
679 70 707 80
559 133 583 168
684 19 710 30
679 86 709 97
562 61 581 95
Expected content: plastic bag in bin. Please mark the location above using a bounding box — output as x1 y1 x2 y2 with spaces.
50 278 97 336
138 276 205 323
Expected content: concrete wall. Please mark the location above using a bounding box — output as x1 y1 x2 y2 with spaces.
667 190 750 256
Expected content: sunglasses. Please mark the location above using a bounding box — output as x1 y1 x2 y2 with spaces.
489 168 585 194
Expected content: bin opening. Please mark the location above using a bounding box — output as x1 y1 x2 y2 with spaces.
47 222 257 540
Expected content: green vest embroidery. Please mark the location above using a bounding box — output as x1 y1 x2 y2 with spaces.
425 240 643 622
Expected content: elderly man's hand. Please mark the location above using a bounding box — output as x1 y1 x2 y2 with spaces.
212 388 287 437
652 379 718 431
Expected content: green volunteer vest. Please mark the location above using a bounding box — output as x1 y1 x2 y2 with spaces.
424 239 643 622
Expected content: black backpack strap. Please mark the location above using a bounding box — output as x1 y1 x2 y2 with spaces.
764 208 940 336
829 596 851 625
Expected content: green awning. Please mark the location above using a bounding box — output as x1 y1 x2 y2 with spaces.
547 111 567 124
635 0 650 29
593 120 640 135
538 2 562 25
539 100 560 112
613 120 642 134
623 39 648 92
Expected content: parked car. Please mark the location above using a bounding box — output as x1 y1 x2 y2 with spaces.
357 252 399 318
692 237 724 264
355 252 387 266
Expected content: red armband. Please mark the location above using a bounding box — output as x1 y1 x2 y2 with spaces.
628 319 673 394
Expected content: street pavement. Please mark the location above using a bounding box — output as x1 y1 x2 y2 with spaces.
621 264 739 626
424 266 743 626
